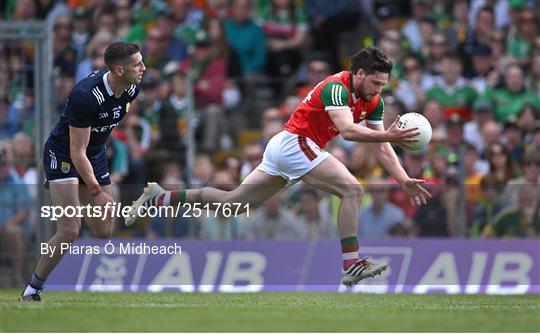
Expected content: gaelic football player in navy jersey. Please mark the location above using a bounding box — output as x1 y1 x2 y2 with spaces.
20 42 145 301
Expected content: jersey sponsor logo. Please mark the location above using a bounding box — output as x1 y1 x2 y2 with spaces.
92 123 119 133
61 162 71 174
359 111 367 119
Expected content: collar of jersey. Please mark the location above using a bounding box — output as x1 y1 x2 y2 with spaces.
349 71 359 103
103 71 114 96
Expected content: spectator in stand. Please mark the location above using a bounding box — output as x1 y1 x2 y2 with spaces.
306 0 361 69
249 190 301 239
501 149 540 207
225 0 267 76
349 143 383 184
382 95 406 131
70 6 92 64
93 5 117 38
296 53 332 101
207 16 243 111
459 6 495 78
503 120 525 164
470 173 505 238
11 132 37 199
401 0 431 53
75 30 113 83
256 0 308 98
221 155 242 184
192 153 215 188
377 30 406 86
470 44 497 94
180 29 226 152
464 98 495 154
528 55 540 94
427 52 478 121
420 99 446 136
53 14 77 76
120 102 151 187
369 4 400 46
225 0 267 127
520 104 540 145
482 184 539 238
484 63 540 122
170 0 205 45
155 9 189 63
464 142 486 207
394 55 434 112
423 32 449 77
445 0 470 50
261 107 284 128
139 75 163 142
486 142 518 185
358 177 407 238
0 143 32 285
506 8 538 68
413 167 461 237
155 72 187 164
200 169 247 240
113 0 133 40
295 187 336 238
142 27 173 76
240 143 263 181
480 120 502 158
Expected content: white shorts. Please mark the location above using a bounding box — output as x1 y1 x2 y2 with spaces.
257 130 330 183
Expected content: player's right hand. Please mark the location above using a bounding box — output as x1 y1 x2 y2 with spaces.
384 116 420 144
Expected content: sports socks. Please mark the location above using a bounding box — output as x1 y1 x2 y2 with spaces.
146 189 186 207
23 272 46 295
341 236 359 270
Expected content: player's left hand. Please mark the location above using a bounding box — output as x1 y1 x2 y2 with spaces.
402 178 431 206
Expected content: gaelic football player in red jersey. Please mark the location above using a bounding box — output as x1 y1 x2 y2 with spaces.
127 47 430 286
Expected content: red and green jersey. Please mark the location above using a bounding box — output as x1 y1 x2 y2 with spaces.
284 71 384 148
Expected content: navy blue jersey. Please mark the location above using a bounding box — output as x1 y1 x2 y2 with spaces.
48 69 140 155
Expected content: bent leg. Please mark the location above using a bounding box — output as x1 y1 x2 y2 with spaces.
34 180 82 279
300 155 363 239
79 184 115 239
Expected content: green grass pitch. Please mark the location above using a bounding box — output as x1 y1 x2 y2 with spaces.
1 290 539 332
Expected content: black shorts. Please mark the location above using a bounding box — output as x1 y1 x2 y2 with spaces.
43 141 111 186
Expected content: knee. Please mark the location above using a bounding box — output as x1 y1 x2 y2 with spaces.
94 229 113 239
339 183 364 203
58 226 80 243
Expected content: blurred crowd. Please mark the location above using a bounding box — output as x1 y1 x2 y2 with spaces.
1 0 539 274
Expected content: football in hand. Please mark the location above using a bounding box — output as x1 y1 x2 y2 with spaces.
397 113 432 152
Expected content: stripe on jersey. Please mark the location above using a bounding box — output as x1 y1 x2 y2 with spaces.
92 87 105 105
127 85 136 97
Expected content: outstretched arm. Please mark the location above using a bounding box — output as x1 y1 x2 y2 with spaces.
366 122 431 206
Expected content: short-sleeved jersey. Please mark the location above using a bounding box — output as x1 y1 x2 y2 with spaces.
284 71 384 148
48 69 140 155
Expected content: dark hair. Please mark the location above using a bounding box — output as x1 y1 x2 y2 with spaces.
441 51 461 62
478 6 494 17
104 42 140 69
349 47 393 75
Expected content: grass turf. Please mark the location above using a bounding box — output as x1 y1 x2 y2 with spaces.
1 290 539 332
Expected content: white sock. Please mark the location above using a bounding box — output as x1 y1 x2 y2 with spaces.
23 285 37 296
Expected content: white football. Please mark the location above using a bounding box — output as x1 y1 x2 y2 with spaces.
396 113 432 152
